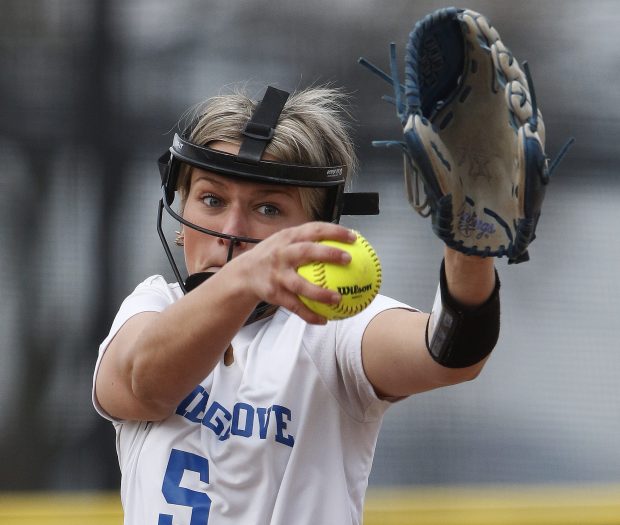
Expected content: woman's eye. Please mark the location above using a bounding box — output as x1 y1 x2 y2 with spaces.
202 194 223 207
257 204 281 216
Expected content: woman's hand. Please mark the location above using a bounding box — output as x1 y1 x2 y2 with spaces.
226 221 357 324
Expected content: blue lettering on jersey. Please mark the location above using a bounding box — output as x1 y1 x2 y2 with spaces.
231 403 254 438
256 406 271 439
176 385 209 423
176 386 295 448
272 405 295 447
203 401 232 441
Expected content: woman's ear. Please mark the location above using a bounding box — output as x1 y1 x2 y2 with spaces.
175 228 185 246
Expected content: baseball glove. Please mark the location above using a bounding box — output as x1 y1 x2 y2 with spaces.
360 7 573 263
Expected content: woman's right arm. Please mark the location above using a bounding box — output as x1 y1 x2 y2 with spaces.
95 266 261 422
95 222 355 422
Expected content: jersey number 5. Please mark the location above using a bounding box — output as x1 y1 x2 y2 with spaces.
158 448 211 525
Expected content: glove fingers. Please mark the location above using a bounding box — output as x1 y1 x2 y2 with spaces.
463 10 547 147
492 39 526 85
506 81 546 144
462 10 499 43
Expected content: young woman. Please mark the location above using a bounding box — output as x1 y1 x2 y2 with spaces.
93 86 499 525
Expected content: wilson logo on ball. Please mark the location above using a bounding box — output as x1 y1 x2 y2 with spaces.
337 284 373 296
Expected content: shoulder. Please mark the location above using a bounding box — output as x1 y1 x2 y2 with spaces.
298 294 416 349
269 295 417 348
125 275 183 305
363 294 415 314
134 275 182 296
339 294 417 330
106 276 181 335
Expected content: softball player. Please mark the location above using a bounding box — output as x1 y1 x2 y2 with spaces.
93 86 499 524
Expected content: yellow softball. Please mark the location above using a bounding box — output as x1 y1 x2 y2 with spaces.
297 232 382 320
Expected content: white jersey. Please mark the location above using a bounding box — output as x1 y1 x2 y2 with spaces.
93 275 413 525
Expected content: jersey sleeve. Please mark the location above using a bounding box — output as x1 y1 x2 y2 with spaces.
333 295 416 422
301 295 416 423
92 275 181 422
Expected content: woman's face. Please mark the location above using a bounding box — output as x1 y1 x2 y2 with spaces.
181 141 310 275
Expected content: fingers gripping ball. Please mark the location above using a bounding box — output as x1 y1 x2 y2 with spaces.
297 233 382 320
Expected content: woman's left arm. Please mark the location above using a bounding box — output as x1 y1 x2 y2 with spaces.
361 247 499 399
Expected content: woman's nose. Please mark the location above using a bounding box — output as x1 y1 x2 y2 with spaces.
217 206 250 259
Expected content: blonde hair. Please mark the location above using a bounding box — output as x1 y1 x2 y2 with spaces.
176 86 358 220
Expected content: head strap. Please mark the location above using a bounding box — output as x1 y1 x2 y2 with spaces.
237 86 289 163
157 85 380 220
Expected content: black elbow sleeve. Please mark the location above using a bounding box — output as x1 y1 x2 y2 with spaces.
426 260 501 368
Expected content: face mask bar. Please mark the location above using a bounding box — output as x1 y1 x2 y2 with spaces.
157 188 264 293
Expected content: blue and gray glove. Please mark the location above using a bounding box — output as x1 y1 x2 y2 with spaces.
360 7 573 263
